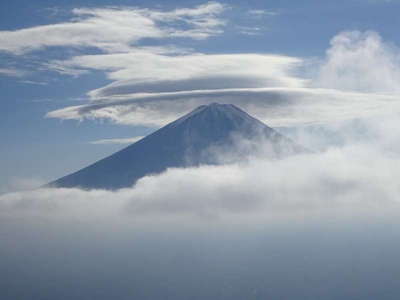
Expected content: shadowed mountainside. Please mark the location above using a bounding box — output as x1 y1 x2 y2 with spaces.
49 103 307 190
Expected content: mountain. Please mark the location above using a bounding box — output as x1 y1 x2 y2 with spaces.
48 103 307 190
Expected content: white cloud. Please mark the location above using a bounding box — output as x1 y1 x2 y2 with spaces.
315 30 400 93
44 51 313 126
1 132 399 219
125 145 399 217
90 136 144 145
0 2 227 55
3 4 400 132
46 87 400 127
44 30 400 127
148 1 227 39
2 112 400 300
44 52 310 126
49 53 303 85
1 137 400 300
0 9 160 54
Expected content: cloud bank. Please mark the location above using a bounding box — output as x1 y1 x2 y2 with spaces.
2 102 400 300
2 117 399 220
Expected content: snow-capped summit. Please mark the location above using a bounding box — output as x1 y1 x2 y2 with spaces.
49 103 306 190
170 103 266 129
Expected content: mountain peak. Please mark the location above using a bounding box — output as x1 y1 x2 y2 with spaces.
49 104 306 190
188 102 248 116
200 102 236 111
169 102 265 130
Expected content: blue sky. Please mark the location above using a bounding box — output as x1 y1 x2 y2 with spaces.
2 0 400 191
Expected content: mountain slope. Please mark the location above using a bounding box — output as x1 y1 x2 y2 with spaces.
49 103 306 190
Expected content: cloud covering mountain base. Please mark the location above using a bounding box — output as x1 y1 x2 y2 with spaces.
2 116 399 220
1 118 400 300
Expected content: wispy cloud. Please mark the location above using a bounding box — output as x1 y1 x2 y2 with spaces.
19 80 48 86
236 25 263 36
90 136 144 145
0 2 227 55
247 9 278 17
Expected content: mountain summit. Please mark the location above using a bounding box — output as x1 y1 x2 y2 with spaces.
49 103 306 190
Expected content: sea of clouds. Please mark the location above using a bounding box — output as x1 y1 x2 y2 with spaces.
2 110 400 299
2 126 400 299
1 2 400 297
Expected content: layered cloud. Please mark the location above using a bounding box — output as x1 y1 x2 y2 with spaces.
47 87 400 127
44 30 400 127
1 3 399 129
50 53 303 86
